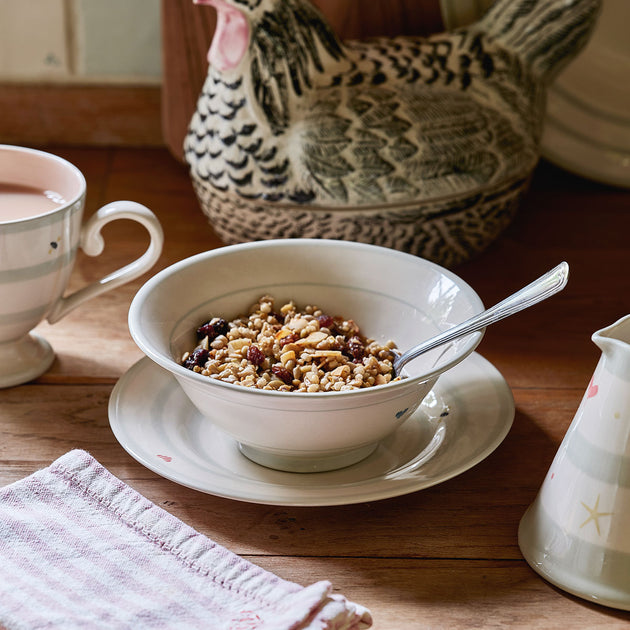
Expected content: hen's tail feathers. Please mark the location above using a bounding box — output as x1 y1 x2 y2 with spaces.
476 0 601 82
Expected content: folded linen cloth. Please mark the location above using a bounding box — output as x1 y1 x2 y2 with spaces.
0 450 372 630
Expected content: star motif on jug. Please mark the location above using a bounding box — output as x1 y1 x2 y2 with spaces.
580 495 612 536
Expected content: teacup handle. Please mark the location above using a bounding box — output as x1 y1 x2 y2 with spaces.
47 201 164 324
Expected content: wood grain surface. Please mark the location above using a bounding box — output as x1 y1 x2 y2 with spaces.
1 146 629 629
0 84 162 147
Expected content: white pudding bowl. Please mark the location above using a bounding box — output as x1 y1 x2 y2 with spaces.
128 239 484 472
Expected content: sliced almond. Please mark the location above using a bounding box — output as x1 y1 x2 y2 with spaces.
312 350 343 358
295 330 328 346
331 365 351 377
280 349 296 365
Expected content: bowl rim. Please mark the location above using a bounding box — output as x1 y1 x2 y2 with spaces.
128 239 485 399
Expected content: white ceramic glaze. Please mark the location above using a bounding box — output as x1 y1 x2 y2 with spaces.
0 145 164 388
128 239 484 472
185 0 601 266
541 0 630 188
441 0 627 188
108 352 515 505
519 314 630 611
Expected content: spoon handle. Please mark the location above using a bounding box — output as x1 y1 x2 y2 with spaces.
393 261 569 374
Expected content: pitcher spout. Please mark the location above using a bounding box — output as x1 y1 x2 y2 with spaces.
592 314 630 378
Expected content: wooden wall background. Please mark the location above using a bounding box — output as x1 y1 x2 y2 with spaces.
0 1 443 152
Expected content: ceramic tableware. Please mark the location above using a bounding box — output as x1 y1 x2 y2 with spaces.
519 314 630 610
127 239 485 473
109 352 515 505
541 0 630 188
185 0 600 266
0 145 164 387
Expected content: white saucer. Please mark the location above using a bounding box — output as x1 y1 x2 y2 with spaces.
108 353 514 506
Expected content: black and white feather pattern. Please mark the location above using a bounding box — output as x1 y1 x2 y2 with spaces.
184 0 600 266
185 0 599 207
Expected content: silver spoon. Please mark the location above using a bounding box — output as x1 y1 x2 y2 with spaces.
393 261 569 376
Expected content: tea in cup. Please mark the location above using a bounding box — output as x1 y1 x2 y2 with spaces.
0 145 164 387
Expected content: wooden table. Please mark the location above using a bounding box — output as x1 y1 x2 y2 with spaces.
1 146 629 628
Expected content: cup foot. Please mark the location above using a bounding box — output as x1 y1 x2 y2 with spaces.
238 442 378 473
0 334 55 388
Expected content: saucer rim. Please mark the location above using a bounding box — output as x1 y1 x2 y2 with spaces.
108 352 514 506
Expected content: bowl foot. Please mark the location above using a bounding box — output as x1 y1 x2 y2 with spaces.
0 333 55 388
238 442 378 473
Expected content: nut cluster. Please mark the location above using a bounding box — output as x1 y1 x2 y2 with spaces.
180 295 399 392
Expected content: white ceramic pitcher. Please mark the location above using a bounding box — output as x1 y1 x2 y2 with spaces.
519 314 630 610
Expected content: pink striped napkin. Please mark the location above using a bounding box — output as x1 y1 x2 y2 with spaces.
0 450 372 630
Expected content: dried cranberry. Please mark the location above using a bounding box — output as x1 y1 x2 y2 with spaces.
279 332 299 347
183 347 209 370
317 314 334 330
345 336 364 361
272 364 293 385
247 345 265 366
196 318 228 340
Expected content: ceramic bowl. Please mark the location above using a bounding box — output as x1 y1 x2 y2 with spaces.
190 169 533 269
128 239 484 472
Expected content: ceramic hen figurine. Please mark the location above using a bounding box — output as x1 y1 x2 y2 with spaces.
184 0 600 264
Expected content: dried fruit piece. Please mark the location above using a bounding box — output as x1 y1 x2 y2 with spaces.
317 314 334 329
183 347 209 370
279 332 299 347
196 317 229 340
247 345 265 366
272 364 293 384
346 336 364 361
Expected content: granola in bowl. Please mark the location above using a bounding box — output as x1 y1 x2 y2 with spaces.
181 295 399 392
